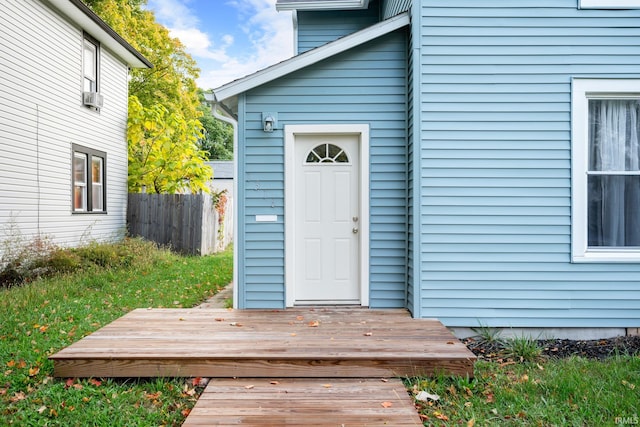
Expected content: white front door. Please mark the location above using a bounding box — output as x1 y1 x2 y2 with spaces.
293 134 360 304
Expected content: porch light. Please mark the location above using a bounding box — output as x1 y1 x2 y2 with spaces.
262 112 277 132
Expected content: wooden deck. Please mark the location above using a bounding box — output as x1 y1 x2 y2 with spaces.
182 378 423 426
50 308 475 379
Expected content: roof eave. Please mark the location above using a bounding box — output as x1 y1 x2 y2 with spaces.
276 0 369 11
44 0 152 68
213 11 409 104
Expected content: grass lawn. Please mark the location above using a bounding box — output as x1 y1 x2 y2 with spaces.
1 238 233 426
407 356 639 426
1 239 638 426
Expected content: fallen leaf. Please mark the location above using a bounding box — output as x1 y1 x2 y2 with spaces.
244 384 254 389
65 378 75 388
10 392 26 402
415 391 440 402
467 418 476 427
17 360 26 369
447 341 455 345
145 391 161 400
181 408 191 417
73 383 83 390
37 405 47 414
296 316 304 321
364 332 373 336
434 411 449 421
270 381 280 385
322 384 332 388
290 333 297 337
6 360 15 368
28 367 40 377
308 320 320 327
0 388 7 396
380 378 389 383
381 401 393 408
214 318 224 322
88 378 102 387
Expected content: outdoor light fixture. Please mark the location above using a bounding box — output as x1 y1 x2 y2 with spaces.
262 112 277 132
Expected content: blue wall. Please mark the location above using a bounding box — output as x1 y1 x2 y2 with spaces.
237 30 408 309
417 0 640 327
296 1 380 53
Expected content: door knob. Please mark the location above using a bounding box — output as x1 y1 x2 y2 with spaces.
352 227 359 234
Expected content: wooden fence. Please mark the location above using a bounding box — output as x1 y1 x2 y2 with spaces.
127 193 230 255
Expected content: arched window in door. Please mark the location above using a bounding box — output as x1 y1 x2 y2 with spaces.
305 143 350 164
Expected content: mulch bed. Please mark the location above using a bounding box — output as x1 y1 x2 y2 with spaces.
463 335 640 361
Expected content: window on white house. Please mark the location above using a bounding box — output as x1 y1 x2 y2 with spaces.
83 34 99 93
73 145 106 213
572 79 640 261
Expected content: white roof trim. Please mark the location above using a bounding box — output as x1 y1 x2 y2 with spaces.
213 12 409 102
276 0 369 11
44 0 151 68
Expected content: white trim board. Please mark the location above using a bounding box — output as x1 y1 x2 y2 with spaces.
284 124 370 307
276 0 369 11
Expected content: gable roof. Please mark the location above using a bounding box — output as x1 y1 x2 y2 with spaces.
276 0 369 11
213 11 409 109
44 0 152 68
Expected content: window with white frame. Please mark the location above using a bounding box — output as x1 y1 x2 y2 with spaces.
72 145 106 213
83 34 99 93
572 79 640 261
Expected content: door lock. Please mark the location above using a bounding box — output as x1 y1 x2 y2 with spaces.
352 227 359 234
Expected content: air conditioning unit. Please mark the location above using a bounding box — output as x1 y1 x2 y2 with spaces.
83 91 104 108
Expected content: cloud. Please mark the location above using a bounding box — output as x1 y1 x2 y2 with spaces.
147 0 293 90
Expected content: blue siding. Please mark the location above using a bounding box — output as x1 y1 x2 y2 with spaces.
419 0 640 327
382 0 411 19
296 1 380 53
238 30 408 309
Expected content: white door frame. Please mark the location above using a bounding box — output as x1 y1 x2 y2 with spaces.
284 124 370 307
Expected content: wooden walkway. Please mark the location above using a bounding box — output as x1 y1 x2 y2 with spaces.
50 308 475 426
183 378 423 426
50 308 475 379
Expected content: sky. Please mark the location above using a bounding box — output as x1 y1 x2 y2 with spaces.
145 0 294 90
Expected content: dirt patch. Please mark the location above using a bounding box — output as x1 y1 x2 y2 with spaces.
464 335 640 361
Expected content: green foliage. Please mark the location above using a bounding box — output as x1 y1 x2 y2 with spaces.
0 243 233 425
197 90 233 160
406 356 640 426
128 96 212 193
504 335 543 362
82 0 212 193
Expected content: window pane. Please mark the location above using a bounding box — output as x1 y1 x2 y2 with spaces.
588 175 640 247
92 157 104 211
73 153 87 211
83 39 97 92
589 99 640 171
74 153 87 184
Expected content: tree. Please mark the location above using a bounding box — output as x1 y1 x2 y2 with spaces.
127 96 211 194
197 90 234 160
82 0 210 192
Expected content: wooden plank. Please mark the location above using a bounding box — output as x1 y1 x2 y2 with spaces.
53 356 473 378
182 378 422 427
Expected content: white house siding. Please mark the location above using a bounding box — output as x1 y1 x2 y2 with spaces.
0 0 129 252
418 0 640 327
237 31 408 309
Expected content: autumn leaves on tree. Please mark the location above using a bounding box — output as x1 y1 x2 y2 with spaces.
83 0 230 193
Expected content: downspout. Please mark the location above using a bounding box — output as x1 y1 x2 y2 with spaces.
210 99 239 310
